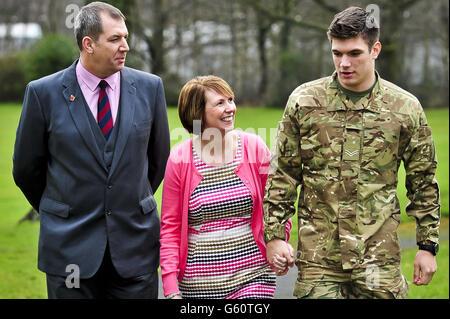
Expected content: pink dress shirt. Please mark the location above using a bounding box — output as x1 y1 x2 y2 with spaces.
75 59 121 124
160 130 292 296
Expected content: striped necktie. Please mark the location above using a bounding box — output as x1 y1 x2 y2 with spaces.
97 80 113 140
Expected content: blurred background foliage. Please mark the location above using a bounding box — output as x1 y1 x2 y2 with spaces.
0 0 448 108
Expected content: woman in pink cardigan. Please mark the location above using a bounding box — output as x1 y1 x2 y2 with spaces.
160 76 292 299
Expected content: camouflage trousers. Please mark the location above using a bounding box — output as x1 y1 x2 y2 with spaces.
294 263 408 299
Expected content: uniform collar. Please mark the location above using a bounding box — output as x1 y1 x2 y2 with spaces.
326 71 383 113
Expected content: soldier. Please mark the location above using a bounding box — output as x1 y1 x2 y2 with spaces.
263 6 440 299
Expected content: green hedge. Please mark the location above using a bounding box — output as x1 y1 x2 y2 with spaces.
0 52 27 102
0 34 78 103
23 33 78 83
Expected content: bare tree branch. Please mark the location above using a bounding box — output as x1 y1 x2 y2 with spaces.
240 0 328 32
311 0 339 14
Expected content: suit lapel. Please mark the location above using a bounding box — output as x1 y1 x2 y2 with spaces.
109 68 136 176
62 60 108 172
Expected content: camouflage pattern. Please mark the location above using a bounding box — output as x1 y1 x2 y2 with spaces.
264 71 440 271
293 264 408 299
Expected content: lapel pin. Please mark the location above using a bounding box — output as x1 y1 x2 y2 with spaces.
70 95 76 102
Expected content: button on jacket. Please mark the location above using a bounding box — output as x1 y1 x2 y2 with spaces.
264 71 440 270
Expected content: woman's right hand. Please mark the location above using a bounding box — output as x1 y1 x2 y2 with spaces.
269 241 295 276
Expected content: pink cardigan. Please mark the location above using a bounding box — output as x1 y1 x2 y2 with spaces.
159 130 292 296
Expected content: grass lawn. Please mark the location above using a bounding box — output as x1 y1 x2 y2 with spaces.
0 104 448 298
0 104 47 298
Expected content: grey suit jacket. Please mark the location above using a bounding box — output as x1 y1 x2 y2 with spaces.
13 60 170 278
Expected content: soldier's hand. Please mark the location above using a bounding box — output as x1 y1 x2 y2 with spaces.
272 254 289 275
413 250 437 285
267 239 294 275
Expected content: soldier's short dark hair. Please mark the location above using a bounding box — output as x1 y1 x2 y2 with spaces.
327 6 379 50
74 1 126 51
178 75 235 134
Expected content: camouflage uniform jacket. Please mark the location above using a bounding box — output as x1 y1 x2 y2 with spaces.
264 71 440 270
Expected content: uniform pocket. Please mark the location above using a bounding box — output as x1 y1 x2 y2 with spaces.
293 280 316 299
360 119 400 184
385 274 408 299
362 121 400 162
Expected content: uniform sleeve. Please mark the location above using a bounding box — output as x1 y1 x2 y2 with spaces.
402 106 440 245
263 94 302 243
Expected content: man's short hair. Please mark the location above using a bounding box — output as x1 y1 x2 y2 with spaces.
178 75 235 134
327 6 380 50
74 1 126 51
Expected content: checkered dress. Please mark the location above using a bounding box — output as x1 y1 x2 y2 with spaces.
178 136 276 299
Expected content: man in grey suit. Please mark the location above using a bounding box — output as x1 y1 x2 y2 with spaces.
12 2 170 299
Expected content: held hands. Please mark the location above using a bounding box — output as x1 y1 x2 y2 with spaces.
413 250 437 285
266 239 295 276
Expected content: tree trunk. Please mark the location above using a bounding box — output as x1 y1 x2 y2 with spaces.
278 0 293 83
150 0 166 75
229 0 238 89
256 18 270 99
